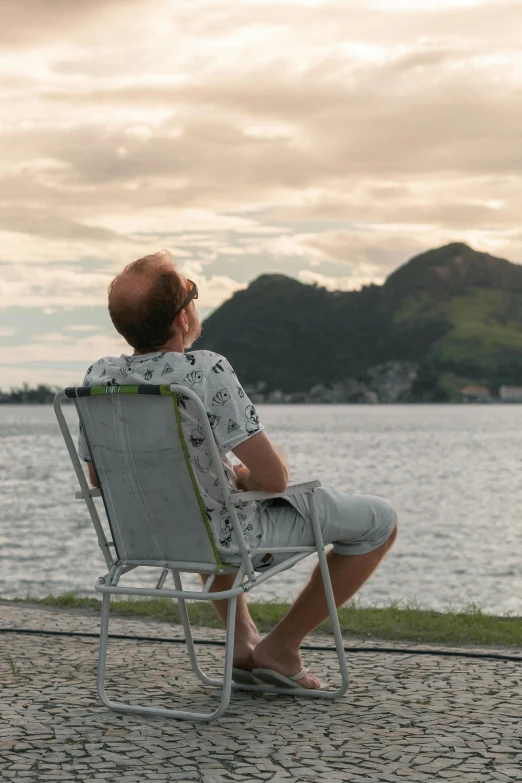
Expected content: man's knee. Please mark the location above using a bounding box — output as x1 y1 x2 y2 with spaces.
386 519 399 549
375 498 398 552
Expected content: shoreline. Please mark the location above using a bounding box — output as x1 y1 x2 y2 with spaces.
4 594 522 648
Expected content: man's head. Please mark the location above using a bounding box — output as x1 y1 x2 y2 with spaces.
108 250 201 353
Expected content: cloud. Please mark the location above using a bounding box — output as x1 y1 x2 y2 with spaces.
0 0 155 49
0 206 120 242
0 261 115 307
0 330 128 366
0 329 131 390
65 324 103 332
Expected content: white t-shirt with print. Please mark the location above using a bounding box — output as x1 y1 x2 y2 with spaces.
76 349 265 559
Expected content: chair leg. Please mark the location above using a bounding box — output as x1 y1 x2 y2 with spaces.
314 544 350 696
97 592 111 703
308 491 349 697
96 591 236 721
172 570 223 687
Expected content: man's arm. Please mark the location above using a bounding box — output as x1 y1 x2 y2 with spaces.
232 431 289 494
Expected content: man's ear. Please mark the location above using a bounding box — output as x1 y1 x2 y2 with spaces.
175 310 189 335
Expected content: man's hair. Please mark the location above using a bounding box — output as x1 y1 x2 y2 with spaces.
108 253 187 353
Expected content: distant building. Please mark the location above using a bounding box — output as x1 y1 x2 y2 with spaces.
266 389 285 403
499 385 522 403
461 385 492 403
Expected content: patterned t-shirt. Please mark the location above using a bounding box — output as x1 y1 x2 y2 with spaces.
76 349 265 558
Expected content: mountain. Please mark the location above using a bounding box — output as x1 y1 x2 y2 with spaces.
194 243 522 399
385 242 522 299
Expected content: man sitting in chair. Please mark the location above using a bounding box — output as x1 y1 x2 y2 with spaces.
78 250 398 690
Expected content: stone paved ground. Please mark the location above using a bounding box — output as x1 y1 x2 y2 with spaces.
1 603 521 783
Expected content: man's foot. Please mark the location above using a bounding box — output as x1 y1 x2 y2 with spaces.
233 627 261 672
251 636 321 689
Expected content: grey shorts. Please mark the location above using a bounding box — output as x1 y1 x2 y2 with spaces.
251 485 397 568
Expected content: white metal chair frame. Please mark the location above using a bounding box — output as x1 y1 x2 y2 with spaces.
54 383 349 721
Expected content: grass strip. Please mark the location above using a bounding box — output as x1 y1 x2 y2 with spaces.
14 594 522 647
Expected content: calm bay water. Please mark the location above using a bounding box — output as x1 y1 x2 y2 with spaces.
1 403 521 614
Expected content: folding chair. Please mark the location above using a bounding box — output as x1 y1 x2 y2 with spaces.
54 383 349 721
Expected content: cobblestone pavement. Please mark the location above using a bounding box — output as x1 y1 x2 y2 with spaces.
1 603 521 783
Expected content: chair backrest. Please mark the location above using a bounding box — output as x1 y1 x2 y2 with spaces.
65 384 223 570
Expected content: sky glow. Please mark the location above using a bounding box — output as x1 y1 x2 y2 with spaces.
0 0 521 386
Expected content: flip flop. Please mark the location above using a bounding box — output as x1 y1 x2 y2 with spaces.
251 667 321 690
232 667 259 685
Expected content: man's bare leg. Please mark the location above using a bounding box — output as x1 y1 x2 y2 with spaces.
252 524 398 688
200 573 260 670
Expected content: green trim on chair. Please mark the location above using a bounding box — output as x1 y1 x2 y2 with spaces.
117 385 140 394
171 394 223 570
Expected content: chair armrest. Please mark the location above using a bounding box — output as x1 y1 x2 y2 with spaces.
229 479 321 504
75 488 101 499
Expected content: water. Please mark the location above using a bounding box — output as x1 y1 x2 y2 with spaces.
1 404 521 614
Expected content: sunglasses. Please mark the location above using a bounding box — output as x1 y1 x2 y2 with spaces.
173 279 198 319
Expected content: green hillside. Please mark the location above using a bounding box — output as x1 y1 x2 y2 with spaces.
195 243 522 398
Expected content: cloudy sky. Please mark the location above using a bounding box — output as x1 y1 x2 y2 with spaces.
1 0 521 388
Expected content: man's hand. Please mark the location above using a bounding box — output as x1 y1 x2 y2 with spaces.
233 463 268 493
